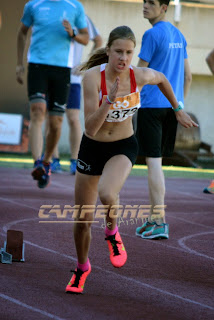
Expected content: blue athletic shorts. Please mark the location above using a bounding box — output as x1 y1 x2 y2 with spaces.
67 83 81 110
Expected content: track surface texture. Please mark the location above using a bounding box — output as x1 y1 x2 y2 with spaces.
0 167 214 320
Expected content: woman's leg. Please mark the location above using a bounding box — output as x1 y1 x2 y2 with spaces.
98 155 132 268
98 154 132 230
74 171 100 264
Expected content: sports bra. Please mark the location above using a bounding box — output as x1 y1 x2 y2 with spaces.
99 63 141 122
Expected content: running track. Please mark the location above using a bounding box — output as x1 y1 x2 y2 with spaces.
0 167 214 320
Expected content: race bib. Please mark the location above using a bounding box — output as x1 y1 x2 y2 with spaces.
103 92 140 122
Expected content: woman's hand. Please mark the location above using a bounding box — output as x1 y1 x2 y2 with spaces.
108 77 120 102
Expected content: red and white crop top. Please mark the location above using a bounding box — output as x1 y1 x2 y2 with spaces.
99 63 141 122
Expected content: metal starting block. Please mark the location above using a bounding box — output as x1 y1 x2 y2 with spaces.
1 230 25 263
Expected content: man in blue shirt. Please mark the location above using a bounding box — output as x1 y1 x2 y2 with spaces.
16 0 89 188
135 0 196 239
50 15 102 175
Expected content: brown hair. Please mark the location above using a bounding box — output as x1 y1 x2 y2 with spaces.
81 25 136 71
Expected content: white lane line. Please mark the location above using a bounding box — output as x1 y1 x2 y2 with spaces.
1 196 214 260
168 216 214 230
178 231 214 261
1 219 214 311
0 293 67 320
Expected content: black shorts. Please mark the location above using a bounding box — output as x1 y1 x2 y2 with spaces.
136 108 177 157
77 134 139 175
27 63 71 115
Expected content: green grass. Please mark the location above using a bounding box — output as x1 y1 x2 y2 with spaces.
0 152 214 179
131 166 214 179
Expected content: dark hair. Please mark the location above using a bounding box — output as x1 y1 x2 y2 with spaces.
81 25 136 71
159 0 170 5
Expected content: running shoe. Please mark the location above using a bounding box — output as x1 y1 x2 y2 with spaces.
203 180 214 194
136 220 156 237
141 223 169 240
70 159 77 175
31 161 51 189
50 158 62 173
105 231 127 268
33 159 42 168
65 262 91 294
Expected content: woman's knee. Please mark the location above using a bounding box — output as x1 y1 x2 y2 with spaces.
75 220 92 233
99 189 118 206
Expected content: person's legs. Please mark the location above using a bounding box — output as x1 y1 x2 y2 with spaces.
99 155 132 230
66 109 82 160
44 114 63 162
146 157 165 224
27 63 48 164
45 114 60 159
98 155 132 268
66 83 82 174
136 108 171 239
29 102 46 161
73 172 99 264
65 172 99 294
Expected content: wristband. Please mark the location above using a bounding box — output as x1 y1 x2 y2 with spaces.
173 101 184 112
105 95 114 105
71 29 77 38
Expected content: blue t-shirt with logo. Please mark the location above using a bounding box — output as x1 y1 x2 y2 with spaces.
138 21 188 108
21 0 87 68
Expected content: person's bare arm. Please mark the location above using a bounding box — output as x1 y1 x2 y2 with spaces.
91 34 102 53
206 49 214 75
16 23 29 84
83 69 119 137
63 20 89 45
184 58 192 97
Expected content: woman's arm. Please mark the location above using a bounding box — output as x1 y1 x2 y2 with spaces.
83 69 119 137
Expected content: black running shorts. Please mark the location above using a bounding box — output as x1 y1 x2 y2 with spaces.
77 134 138 175
27 63 71 115
136 108 177 157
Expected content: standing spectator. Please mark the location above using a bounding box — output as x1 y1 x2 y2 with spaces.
50 15 102 175
203 49 214 194
16 0 89 188
135 0 196 239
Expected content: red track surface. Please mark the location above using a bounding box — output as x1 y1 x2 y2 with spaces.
0 167 214 320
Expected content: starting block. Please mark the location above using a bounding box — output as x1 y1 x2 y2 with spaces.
5 230 25 262
0 248 12 264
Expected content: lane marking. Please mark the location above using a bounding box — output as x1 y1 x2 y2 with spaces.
0 293 67 320
178 231 214 261
1 197 214 259
1 217 214 311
